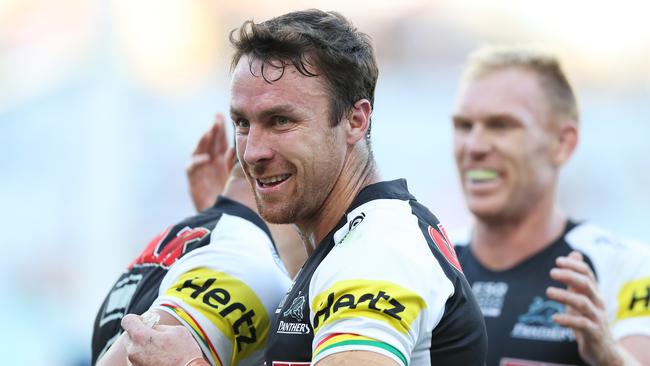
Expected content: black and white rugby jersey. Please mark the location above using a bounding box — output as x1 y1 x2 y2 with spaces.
265 179 487 366
455 220 650 366
92 196 291 366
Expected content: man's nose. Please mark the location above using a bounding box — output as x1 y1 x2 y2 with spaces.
465 125 493 157
242 124 275 165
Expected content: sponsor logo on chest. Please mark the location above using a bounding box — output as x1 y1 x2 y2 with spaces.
472 281 508 317
510 296 575 342
277 294 311 335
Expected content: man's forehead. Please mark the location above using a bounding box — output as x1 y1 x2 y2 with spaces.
232 56 319 84
230 56 329 117
464 68 543 98
457 69 543 109
232 57 327 93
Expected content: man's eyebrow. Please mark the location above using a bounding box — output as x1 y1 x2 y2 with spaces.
230 104 297 120
230 106 243 119
483 113 519 124
258 104 298 119
452 115 470 123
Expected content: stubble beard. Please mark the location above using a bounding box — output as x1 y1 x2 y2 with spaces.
253 191 300 224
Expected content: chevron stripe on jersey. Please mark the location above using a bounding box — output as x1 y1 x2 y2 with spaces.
313 333 407 366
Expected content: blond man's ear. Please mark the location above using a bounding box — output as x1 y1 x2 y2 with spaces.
552 120 578 167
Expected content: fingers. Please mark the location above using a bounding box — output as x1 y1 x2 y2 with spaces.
555 251 596 283
186 153 211 174
550 252 604 309
551 311 595 332
193 125 214 156
549 267 593 295
191 114 230 162
121 314 152 344
225 147 236 170
547 286 599 315
568 250 583 261
211 113 228 155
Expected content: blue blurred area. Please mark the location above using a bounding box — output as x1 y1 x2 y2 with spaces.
1 1 649 364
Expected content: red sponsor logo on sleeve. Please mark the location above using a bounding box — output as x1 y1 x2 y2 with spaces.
128 226 210 269
428 224 463 272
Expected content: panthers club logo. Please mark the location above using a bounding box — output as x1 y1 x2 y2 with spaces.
277 295 310 335
283 296 306 321
511 296 575 342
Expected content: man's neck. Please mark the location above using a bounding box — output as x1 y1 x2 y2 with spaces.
471 203 567 271
298 151 379 252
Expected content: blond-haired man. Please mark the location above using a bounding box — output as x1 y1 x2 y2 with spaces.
452 45 650 366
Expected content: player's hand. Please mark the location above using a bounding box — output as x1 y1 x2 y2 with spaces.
187 114 232 212
546 251 623 366
121 314 204 366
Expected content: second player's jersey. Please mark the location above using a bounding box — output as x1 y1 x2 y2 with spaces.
455 220 650 366
91 196 291 366
264 179 487 366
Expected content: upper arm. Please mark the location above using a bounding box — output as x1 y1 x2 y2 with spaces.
620 333 650 364
150 218 291 366
152 265 277 366
309 204 454 366
315 350 400 366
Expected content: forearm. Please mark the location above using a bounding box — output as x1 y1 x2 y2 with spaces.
96 332 129 366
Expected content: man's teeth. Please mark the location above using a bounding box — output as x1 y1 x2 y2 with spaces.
466 169 498 181
259 174 290 185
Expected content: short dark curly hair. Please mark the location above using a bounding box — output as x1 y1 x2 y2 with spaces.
229 9 378 127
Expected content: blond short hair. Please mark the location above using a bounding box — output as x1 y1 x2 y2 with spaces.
461 44 579 123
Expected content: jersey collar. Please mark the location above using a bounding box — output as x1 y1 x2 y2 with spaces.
211 196 275 248
345 179 415 214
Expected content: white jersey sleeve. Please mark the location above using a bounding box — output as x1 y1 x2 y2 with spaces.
566 223 650 339
151 213 292 366
308 199 455 366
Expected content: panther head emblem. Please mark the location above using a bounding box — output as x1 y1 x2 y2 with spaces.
283 296 306 321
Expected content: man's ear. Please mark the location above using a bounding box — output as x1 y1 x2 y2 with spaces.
553 120 578 166
344 99 372 145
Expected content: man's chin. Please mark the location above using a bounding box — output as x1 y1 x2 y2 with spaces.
466 199 507 222
258 205 297 225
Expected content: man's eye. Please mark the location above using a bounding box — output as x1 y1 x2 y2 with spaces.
274 116 290 126
235 119 250 129
453 120 473 131
489 120 511 130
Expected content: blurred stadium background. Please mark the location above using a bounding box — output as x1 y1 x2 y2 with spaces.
1 0 649 364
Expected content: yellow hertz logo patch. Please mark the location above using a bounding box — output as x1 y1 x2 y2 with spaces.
165 268 269 361
616 277 650 321
311 279 427 334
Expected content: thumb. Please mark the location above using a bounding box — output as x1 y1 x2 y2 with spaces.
121 314 150 343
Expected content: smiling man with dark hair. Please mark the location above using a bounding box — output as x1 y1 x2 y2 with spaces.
120 9 487 366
